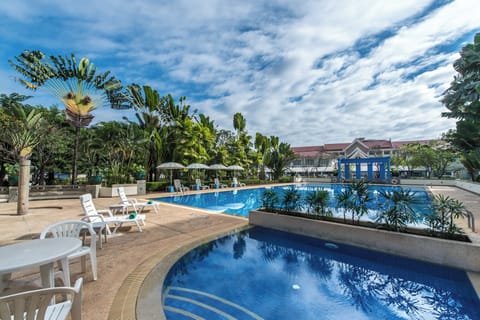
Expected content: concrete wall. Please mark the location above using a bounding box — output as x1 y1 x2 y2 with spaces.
99 184 138 198
456 180 480 195
249 210 480 272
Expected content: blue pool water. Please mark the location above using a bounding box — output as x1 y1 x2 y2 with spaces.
162 227 480 319
155 184 432 220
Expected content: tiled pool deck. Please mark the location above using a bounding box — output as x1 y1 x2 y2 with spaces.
0 184 479 319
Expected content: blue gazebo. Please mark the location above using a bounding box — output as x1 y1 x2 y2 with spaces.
337 156 391 183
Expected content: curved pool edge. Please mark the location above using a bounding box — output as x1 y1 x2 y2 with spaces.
107 223 251 320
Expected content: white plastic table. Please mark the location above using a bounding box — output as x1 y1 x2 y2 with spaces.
0 238 82 292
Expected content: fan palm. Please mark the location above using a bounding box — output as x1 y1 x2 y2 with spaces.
9 50 123 184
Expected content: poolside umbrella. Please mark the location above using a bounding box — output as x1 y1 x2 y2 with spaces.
156 162 185 186
187 163 209 171
227 165 244 177
208 164 227 178
186 163 209 179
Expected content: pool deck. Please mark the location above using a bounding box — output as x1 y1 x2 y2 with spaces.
0 184 479 319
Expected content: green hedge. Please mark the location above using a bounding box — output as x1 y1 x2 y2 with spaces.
146 177 293 192
147 181 170 192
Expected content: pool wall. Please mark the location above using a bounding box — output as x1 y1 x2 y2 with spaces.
135 225 251 320
250 210 480 272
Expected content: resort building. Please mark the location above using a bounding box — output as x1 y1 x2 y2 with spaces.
289 137 435 177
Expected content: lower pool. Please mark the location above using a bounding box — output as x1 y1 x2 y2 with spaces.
160 227 480 319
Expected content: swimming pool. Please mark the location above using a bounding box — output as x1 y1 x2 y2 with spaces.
161 227 480 319
154 184 432 221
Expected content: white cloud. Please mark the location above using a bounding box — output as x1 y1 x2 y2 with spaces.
0 0 478 146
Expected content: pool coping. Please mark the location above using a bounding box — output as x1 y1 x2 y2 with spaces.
107 184 480 319
107 222 251 320
249 210 480 271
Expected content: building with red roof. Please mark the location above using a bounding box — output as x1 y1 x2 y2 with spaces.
289 137 435 176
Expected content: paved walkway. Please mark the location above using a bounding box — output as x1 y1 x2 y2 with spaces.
0 185 479 319
0 191 249 320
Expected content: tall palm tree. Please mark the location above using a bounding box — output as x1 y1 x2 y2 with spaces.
124 84 165 181
9 50 124 184
264 136 295 180
255 133 270 180
233 112 246 137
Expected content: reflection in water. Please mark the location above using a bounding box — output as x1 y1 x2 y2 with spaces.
162 228 480 320
156 184 433 223
233 234 246 259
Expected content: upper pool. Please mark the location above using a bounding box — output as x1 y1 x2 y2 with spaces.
154 184 432 220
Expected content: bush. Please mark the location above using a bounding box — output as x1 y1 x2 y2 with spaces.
281 187 302 211
147 181 170 192
261 189 279 211
277 176 292 183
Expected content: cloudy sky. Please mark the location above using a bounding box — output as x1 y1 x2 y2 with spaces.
1 0 479 146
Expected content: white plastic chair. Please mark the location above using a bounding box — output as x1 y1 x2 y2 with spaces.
0 277 83 320
80 193 146 234
231 177 246 187
113 187 159 214
194 179 209 190
214 178 228 188
40 221 97 283
173 179 189 192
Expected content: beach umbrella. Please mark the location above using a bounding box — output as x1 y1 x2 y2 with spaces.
156 162 185 186
208 164 227 178
187 163 209 179
227 165 244 177
186 163 209 170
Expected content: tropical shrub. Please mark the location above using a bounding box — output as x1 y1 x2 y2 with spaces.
349 180 371 223
376 188 417 231
426 194 467 238
4 163 19 176
335 187 354 223
281 187 302 212
305 190 331 216
277 176 292 183
261 189 279 211
147 181 170 192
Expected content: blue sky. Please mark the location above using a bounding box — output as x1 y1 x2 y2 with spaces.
1 0 479 146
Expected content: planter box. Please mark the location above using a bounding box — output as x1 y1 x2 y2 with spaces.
87 175 102 185
249 210 480 272
99 184 138 198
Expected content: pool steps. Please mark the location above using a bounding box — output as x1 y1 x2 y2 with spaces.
163 286 264 320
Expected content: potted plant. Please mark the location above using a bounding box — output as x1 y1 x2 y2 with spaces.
4 163 19 186
131 164 146 180
87 167 103 185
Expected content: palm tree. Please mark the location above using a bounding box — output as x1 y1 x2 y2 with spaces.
232 113 253 170
9 50 123 184
428 194 467 237
0 98 43 215
349 180 371 223
122 83 169 181
254 133 270 180
305 189 331 216
377 188 417 231
264 136 295 180
233 112 246 136
335 187 354 223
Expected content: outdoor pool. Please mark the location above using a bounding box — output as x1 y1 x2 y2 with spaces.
160 227 480 319
154 184 432 221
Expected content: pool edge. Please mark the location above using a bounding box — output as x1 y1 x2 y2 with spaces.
107 222 251 320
